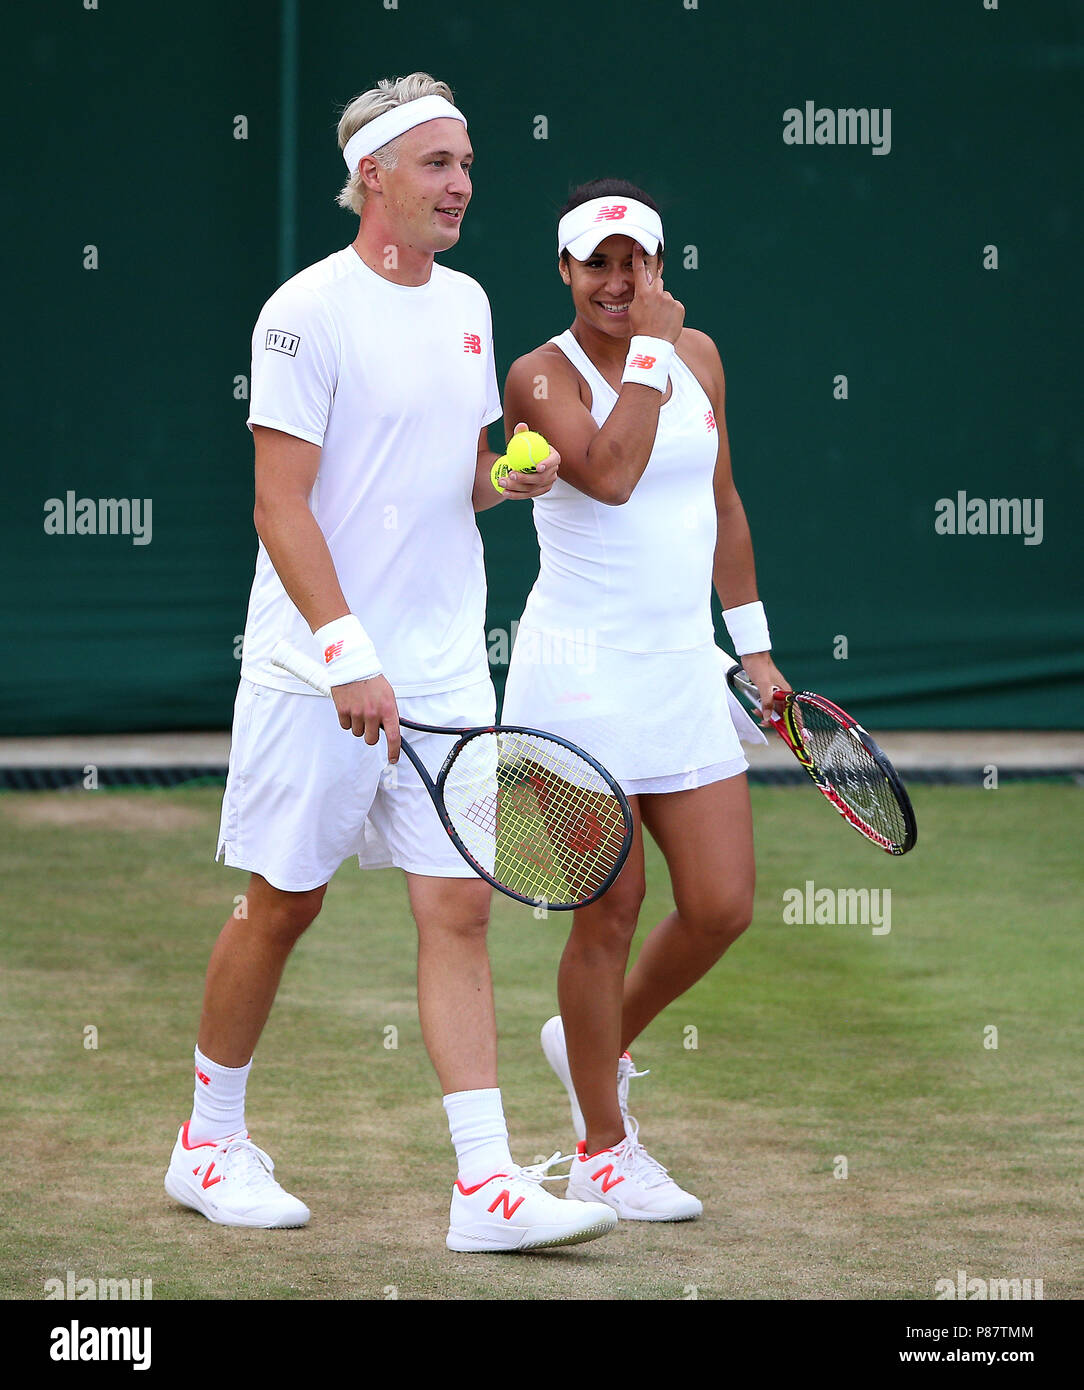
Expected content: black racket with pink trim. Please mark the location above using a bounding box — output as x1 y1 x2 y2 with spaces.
727 664 917 856
271 639 633 908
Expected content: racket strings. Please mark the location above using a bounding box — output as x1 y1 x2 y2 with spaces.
790 700 910 848
442 732 628 905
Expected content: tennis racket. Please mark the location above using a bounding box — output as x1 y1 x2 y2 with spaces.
727 663 917 856
270 640 633 908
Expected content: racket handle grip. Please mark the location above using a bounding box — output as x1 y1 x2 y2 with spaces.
270 639 333 696
727 662 790 717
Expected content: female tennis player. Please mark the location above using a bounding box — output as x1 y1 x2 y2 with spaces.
500 179 789 1220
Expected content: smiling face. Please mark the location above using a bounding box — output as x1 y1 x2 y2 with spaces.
560 234 663 337
362 117 473 254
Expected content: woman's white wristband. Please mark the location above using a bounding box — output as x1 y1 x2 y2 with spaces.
723 601 771 656
621 336 674 394
313 614 382 685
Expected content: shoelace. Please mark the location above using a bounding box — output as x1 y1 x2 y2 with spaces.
610 1116 674 1190
616 1056 650 1118
507 1151 578 1186
202 1136 281 1192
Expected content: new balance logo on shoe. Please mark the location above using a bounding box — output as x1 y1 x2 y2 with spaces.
588 1162 625 1194
198 1163 223 1190
488 1189 526 1220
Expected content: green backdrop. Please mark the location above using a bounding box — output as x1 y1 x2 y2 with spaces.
5 0 1080 733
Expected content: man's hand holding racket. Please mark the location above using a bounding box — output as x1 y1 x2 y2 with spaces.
331 672 401 764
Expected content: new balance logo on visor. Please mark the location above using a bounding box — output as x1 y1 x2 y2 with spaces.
628 353 657 370
705 409 717 431
594 204 628 222
463 333 482 354
323 640 344 664
265 329 300 356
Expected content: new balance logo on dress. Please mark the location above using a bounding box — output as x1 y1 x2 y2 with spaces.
463 333 482 354
705 410 717 432
594 204 628 222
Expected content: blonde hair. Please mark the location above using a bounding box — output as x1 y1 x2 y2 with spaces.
336 72 455 215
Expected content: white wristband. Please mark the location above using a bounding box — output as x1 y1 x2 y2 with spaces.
621 336 674 393
313 614 382 685
723 601 771 656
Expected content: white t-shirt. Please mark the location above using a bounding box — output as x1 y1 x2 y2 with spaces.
240 247 502 696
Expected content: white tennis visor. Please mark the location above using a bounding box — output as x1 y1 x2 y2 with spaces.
557 196 665 260
342 95 468 172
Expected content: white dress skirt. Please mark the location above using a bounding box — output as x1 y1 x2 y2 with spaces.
501 626 766 796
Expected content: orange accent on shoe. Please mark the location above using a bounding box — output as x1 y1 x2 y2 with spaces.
454 1173 509 1196
200 1162 223 1190
180 1121 215 1151
488 1189 526 1220
589 1163 625 1194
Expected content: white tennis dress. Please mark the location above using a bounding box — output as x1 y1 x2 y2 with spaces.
502 330 765 795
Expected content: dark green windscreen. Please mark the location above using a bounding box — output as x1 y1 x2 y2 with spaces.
4 0 1079 733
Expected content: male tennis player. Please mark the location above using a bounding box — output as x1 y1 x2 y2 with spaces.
164 75 616 1253
500 179 789 1220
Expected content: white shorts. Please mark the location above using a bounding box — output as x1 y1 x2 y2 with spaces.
501 631 765 796
216 676 497 892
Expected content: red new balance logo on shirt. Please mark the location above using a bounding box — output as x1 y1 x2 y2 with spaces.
593 204 627 222
463 333 482 354
628 353 657 370
705 409 717 431
323 640 344 664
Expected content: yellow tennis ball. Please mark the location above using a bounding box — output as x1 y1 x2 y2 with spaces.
506 430 550 471
491 457 512 492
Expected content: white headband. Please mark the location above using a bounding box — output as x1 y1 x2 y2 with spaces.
342 95 468 172
557 196 665 260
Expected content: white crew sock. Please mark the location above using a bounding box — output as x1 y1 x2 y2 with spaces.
187 1046 251 1144
443 1088 515 1186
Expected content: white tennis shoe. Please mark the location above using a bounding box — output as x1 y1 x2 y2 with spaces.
567 1118 703 1222
540 1014 648 1142
447 1153 617 1252
164 1123 310 1228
